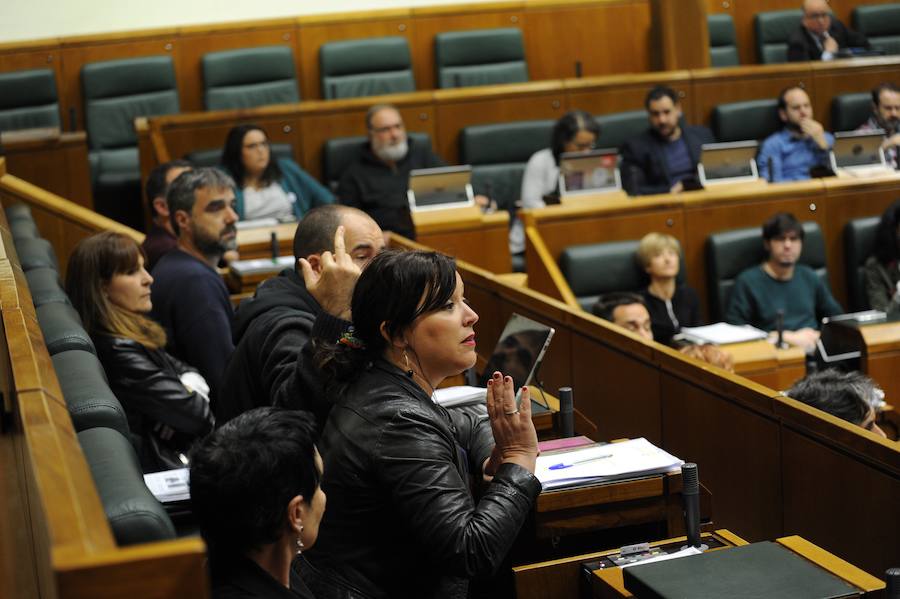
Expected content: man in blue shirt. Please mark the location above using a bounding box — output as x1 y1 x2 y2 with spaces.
757 86 834 182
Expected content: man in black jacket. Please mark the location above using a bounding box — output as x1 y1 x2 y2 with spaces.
787 0 869 62
620 85 714 196
217 205 384 425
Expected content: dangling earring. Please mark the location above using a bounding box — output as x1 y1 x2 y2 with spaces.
404 349 414 377
296 525 305 555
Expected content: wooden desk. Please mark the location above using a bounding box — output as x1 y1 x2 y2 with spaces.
728 339 806 391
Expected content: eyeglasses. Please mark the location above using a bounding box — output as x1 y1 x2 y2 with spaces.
571 141 596 151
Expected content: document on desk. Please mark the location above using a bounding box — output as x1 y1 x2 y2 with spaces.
144 468 190 503
535 437 684 490
680 322 767 345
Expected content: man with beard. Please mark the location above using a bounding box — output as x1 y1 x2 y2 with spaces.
857 82 900 169
336 104 445 240
151 168 239 404
142 159 192 271
726 212 842 353
758 86 833 182
620 85 714 196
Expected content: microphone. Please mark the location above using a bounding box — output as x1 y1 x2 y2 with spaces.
681 463 707 551
887 568 900 599
776 309 785 349
767 156 775 183
558 387 574 438
575 60 583 78
270 231 279 263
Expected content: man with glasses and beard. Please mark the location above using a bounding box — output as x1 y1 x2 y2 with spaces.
336 104 445 240
788 0 869 62
857 82 900 169
151 168 239 405
758 86 834 182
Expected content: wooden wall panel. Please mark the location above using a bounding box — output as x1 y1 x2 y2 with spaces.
566 71 692 121
523 0 653 80
810 57 900 131
174 21 299 112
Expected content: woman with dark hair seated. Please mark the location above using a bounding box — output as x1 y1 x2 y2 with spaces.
864 199 900 316
304 249 541 598
191 407 325 599
66 231 214 472
221 124 334 221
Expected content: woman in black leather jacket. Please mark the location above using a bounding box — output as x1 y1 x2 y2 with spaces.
303 249 541 599
66 232 214 472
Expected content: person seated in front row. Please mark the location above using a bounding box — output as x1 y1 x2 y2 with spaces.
301 249 541 598
142 159 192 271
637 232 702 346
726 212 842 353
190 407 325 598
864 199 900 316
787 0 870 62
221 124 333 222
757 86 833 182
856 82 900 168
66 232 214 472
786 369 887 438
219 205 385 426
510 110 601 255
620 84 714 196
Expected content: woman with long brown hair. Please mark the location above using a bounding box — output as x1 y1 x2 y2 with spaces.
66 231 214 472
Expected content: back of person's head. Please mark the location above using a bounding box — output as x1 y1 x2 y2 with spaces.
592 291 646 321
636 232 681 269
873 198 900 266
292 204 352 260
871 82 900 106
65 231 165 348
167 167 235 235
316 249 456 389
644 85 678 109
190 407 320 560
786 369 880 427
220 123 281 186
762 211 804 241
551 110 601 163
145 159 192 203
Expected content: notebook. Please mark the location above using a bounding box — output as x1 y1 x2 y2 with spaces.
697 141 759 186
406 165 474 212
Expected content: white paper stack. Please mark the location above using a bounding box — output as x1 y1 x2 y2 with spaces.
143 468 190 503
680 322 767 345
229 255 295 276
535 437 684 490
433 385 487 408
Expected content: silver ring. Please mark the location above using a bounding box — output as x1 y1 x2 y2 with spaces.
504 410 519 416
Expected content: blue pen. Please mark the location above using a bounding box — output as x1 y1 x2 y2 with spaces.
548 454 613 470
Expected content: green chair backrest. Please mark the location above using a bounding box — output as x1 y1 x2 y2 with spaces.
202 45 300 110
458 119 554 165
81 56 179 151
712 99 780 142
594 110 648 150
708 14 741 67
844 216 880 312
754 9 803 64
853 4 900 55
0 68 60 131
434 28 528 88
322 132 432 188
830 92 872 132
320 37 415 100
559 240 644 313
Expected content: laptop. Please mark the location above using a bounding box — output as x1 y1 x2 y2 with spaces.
478 313 555 404
406 165 475 212
558 149 622 197
829 130 887 171
697 141 759 186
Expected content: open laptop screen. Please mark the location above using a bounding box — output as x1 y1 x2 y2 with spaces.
478 313 555 391
830 130 886 169
558 149 621 196
698 140 759 185
406 165 475 212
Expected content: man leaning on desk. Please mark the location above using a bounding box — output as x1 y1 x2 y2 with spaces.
787 0 870 62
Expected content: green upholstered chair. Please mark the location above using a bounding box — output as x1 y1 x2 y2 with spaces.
78 427 176 545
202 45 300 110
322 132 432 190
7 203 39 240
14 236 58 271
844 216 880 311
754 10 803 64
458 119 554 212
25 267 69 307
712 99 780 142
830 92 872 132
183 142 294 168
709 14 741 67
559 240 644 313
320 37 415 100
434 28 528 88
705 221 828 321
53 350 131 438
853 4 900 55
35 301 96 356
594 110 648 150
0 68 60 131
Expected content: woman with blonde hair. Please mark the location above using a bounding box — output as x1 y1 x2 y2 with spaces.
66 231 214 472
637 232 702 345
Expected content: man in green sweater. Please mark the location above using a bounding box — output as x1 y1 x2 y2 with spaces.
726 212 842 353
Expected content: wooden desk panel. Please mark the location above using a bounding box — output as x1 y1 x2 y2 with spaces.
565 71 691 118
811 57 900 131
414 210 512 273
1 129 92 209
729 340 806 390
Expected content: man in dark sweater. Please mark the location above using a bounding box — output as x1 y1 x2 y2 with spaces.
336 104 445 240
620 85 714 196
726 212 842 353
787 0 870 62
151 168 238 406
141 159 192 271
218 205 384 426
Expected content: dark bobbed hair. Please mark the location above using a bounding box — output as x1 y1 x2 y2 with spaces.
190 407 320 560
550 110 601 164
316 249 457 392
787 369 875 426
644 85 679 109
65 231 166 349
872 199 900 266
871 82 900 106
762 211 804 241
592 291 647 321
292 204 349 261
145 159 192 206
220 124 283 188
